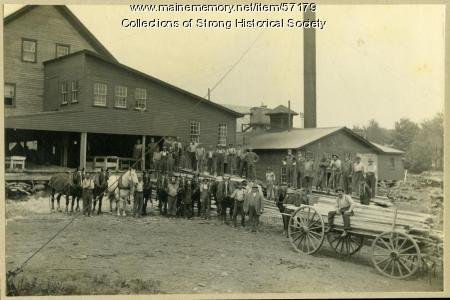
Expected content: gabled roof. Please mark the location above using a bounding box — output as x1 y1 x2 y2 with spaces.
43 49 243 117
266 105 299 115
4 5 117 62
370 142 404 154
221 104 252 115
247 127 380 151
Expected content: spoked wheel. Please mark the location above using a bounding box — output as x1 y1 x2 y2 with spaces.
327 231 364 256
288 206 325 255
371 231 420 279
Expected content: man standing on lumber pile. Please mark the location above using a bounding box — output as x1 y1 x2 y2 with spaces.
284 149 296 187
295 152 305 189
328 154 342 192
366 158 377 199
317 154 328 191
265 167 276 200
341 155 353 195
303 156 315 195
352 156 364 197
325 187 354 237
245 148 259 180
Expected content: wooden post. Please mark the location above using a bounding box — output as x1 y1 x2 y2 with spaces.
80 132 87 170
207 88 211 101
141 135 146 171
288 100 291 131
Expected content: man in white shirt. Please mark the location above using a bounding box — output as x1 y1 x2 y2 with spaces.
366 158 377 198
82 173 95 217
326 187 354 237
352 156 364 197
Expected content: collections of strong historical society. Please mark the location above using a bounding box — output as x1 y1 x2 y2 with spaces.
121 18 327 30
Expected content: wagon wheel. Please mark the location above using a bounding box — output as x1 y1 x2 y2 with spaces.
288 206 325 255
371 231 420 279
327 231 364 256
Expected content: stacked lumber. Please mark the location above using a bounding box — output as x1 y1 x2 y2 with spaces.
285 194 435 237
6 181 33 198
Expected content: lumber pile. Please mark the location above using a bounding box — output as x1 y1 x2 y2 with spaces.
6 181 33 199
285 194 436 237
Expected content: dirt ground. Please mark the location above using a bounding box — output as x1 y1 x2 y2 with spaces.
5 196 443 296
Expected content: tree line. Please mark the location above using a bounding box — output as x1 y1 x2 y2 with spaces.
352 112 443 173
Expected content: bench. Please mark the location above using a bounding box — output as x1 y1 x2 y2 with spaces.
5 156 26 171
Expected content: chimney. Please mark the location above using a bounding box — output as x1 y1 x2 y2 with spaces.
303 8 316 128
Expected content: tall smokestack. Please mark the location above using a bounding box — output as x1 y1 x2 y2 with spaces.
303 8 317 128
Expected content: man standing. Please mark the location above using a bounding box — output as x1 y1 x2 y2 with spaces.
246 148 259 180
199 178 211 220
133 139 143 170
187 141 197 170
152 147 162 175
231 181 247 228
160 146 169 175
303 156 315 195
227 144 237 175
325 187 354 237
295 152 305 189
244 183 264 232
195 143 206 173
166 176 179 218
284 150 296 187
329 154 342 191
352 156 364 197
215 146 226 176
317 154 328 190
133 174 144 218
206 145 215 174
172 137 182 171
183 178 194 219
265 167 276 200
366 158 377 199
341 155 353 195
147 138 158 170
82 173 95 217
157 174 168 216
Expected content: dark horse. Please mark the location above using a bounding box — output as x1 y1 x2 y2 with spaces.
48 170 83 213
92 169 109 214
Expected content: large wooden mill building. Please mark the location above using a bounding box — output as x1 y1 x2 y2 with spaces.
4 5 242 170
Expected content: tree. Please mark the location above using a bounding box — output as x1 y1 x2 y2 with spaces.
352 120 392 144
391 118 419 151
404 113 443 173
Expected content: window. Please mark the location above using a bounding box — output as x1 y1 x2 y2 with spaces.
71 80 78 103
60 80 68 104
93 82 107 106
115 86 127 108
4 83 16 106
390 157 396 169
190 121 200 143
22 39 37 62
56 44 70 58
218 123 227 146
135 88 147 109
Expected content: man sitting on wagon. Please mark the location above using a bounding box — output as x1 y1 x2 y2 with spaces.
325 186 354 237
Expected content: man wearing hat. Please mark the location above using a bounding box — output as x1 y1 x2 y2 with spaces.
166 176 180 218
244 183 264 232
284 149 296 187
352 156 364 197
326 187 354 237
199 178 211 219
328 154 342 191
366 158 377 199
133 173 144 217
230 181 247 227
341 155 353 195
82 172 95 216
245 148 259 181
303 156 315 195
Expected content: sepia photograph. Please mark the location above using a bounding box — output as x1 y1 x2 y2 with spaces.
2 1 447 298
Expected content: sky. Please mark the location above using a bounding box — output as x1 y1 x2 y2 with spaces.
4 4 445 129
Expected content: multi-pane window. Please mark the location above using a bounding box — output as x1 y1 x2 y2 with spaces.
93 82 107 106
22 39 37 62
71 80 78 103
218 123 227 146
56 44 70 58
115 86 127 108
135 88 146 109
4 83 16 106
190 121 200 143
61 80 68 104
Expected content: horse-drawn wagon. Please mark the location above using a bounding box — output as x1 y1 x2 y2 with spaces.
281 193 443 280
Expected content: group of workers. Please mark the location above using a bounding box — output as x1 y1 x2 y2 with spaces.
132 138 260 180
279 149 377 204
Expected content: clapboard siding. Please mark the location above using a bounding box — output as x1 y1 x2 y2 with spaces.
4 5 99 116
9 52 238 148
377 154 404 181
